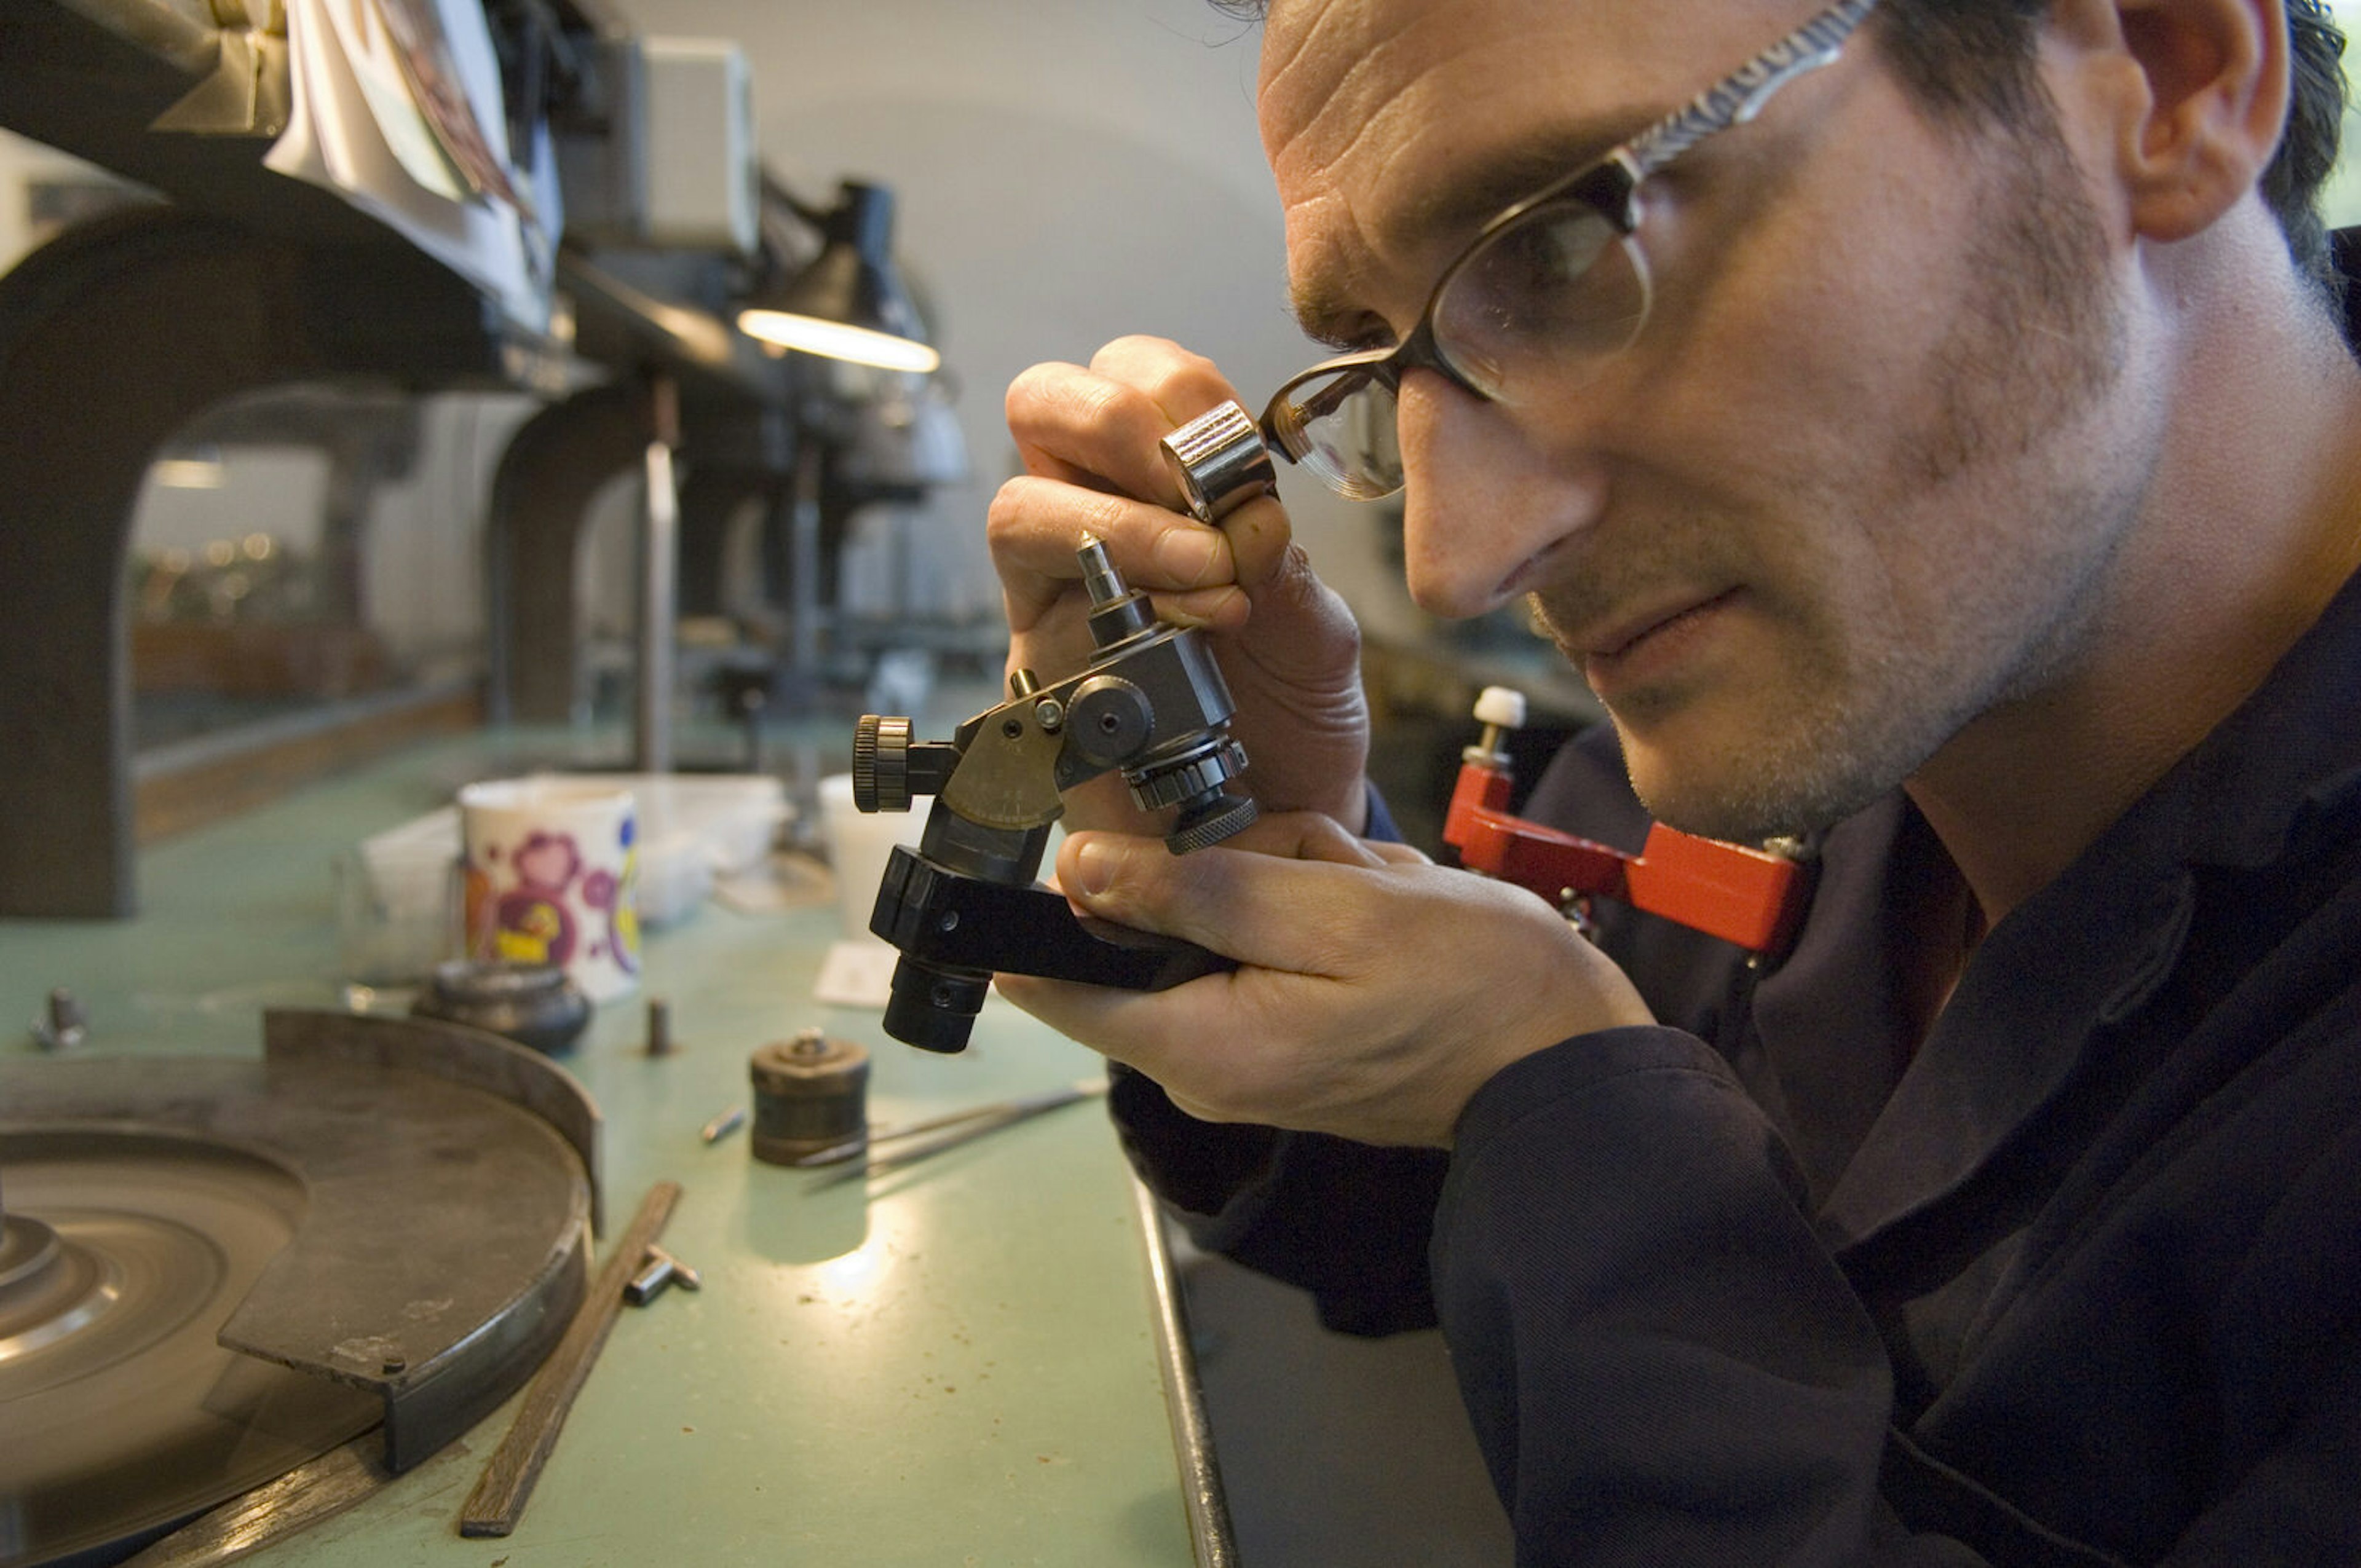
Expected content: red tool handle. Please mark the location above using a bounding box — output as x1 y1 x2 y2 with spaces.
1442 757 1808 956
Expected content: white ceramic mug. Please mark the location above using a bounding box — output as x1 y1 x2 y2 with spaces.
457 778 641 1003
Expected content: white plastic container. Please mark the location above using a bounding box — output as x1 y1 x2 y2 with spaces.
565 773 789 873
561 773 789 926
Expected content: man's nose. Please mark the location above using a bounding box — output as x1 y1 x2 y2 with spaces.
1394 370 1609 620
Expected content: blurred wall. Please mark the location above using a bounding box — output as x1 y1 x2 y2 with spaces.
609 0 1415 639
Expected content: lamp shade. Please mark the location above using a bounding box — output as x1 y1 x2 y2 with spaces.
737 181 941 373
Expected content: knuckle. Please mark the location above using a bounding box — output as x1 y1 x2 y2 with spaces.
1067 372 1133 429
984 478 1028 541
1089 338 1235 420
1003 360 1075 422
1088 334 1181 374
1147 355 1234 419
985 479 1075 565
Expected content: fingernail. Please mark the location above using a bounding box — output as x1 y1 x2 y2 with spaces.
1071 837 1115 897
1155 526 1224 587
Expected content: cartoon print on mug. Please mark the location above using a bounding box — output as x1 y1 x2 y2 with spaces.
580 813 640 975
459 776 640 1003
489 829 583 966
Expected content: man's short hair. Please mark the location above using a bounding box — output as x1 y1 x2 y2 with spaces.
1226 1 2351 302
1821 2 2347 304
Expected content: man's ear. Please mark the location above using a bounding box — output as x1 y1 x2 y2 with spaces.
2076 0 2292 241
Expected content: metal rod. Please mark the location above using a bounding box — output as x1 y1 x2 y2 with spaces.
633 377 679 774
785 430 825 701
1131 1179 1238 1568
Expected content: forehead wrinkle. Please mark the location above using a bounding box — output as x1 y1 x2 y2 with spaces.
1265 10 1458 344
1255 0 1334 107
1262 0 1772 349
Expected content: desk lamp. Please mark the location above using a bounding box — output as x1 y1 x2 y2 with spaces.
736 179 939 374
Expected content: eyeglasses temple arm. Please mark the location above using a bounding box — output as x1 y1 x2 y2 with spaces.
1623 0 1882 178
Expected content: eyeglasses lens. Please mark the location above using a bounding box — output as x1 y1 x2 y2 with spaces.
1434 202 1649 403
1266 205 1651 501
1266 367 1406 500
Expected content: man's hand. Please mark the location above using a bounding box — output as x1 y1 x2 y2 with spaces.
991 337 1369 833
996 814 1656 1148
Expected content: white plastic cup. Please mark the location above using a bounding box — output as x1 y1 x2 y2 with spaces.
457 778 641 1004
334 841 459 985
820 774 924 945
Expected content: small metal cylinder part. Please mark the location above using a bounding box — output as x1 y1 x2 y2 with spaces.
1072 535 1157 647
1077 534 1126 608
1159 400 1276 524
626 1243 704 1306
625 1252 677 1306
748 1029 871 1165
31 987 89 1052
645 998 676 1057
649 1245 702 1291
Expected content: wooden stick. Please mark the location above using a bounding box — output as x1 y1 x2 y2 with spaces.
459 1178 682 1537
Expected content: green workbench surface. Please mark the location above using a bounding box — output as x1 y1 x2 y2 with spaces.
0 728 1211 1567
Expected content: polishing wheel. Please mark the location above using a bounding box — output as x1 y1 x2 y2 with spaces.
0 1010 603 1568
0 1133 378 1566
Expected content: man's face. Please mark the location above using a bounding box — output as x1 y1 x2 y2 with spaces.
1259 0 2158 841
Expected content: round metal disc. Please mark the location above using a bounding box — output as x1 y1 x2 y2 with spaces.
0 1130 379 1567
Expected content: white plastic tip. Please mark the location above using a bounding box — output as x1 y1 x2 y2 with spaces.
1473 686 1527 729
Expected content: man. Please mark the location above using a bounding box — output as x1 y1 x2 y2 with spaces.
986 0 2361 1559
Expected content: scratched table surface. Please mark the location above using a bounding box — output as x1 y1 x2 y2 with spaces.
0 721 1203 1568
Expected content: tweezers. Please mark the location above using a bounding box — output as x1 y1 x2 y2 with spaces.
797 1078 1110 1186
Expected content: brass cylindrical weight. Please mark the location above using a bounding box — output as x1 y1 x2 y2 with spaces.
748 1030 869 1165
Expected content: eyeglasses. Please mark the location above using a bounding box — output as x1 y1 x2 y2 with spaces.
1257 0 1883 502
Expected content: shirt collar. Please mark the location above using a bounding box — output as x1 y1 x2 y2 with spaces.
1818 563 2361 1251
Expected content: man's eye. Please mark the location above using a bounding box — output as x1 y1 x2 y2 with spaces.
1459 203 1618 318
1438 202 1645 364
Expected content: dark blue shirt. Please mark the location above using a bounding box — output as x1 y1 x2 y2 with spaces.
1116 564 2361 1565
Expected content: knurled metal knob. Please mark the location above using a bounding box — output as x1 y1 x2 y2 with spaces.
853 714 914 811
1165 792 1259 854
1159 401 1276 524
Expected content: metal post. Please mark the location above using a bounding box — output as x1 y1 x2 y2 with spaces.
785 424 827 704
635 375 680 773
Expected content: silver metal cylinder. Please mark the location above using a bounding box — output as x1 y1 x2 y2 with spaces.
1158 402 1276 524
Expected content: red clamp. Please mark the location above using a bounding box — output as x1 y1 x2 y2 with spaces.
1440 688 1809 958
